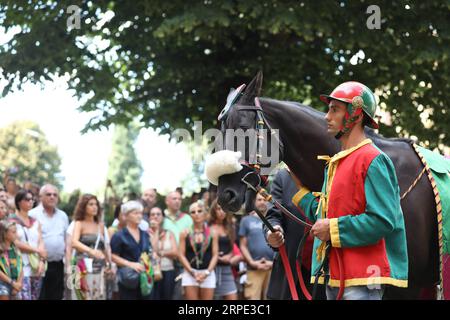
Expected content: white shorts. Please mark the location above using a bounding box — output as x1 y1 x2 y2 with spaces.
181 269 216 289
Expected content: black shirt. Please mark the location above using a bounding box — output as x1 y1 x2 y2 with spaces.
185 232 212 270
218 235 232 265
111 227 151 262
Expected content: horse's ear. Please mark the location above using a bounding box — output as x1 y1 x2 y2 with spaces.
241 70 263 104
253 70 263 96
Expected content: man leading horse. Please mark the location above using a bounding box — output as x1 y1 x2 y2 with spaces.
268 81 409 300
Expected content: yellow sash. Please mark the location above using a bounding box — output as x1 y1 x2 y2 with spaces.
315 138 373 261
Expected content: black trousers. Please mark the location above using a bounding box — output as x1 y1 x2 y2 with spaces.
39 260 64 300
118 283 150 300
150 270 176 300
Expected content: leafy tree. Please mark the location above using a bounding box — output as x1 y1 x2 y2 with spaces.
59 188 81 219
0 120 63 188
0 1 448 149
107 123 142 198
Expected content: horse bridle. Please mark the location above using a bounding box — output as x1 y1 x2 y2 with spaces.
220 97 285 189
219 96 311 226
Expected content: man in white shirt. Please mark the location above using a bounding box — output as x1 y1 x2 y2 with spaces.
29 184 69 300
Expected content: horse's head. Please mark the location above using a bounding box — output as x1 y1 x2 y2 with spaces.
206 71 281 213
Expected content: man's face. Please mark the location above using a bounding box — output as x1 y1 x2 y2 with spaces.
0 190 7 202
24 181 33 190
255 194 268 215
325 100 347 136
6 181 16 194
142 188 157 207
165 192 182 212
41 186 59 208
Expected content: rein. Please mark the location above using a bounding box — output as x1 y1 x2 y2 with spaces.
241 172 344 300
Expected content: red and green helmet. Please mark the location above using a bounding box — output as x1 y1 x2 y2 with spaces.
320 81 379 135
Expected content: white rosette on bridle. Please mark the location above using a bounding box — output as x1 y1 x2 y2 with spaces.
204 150 242 186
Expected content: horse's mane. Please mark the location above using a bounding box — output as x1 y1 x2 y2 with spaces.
260 97 415 146
365 128 415 146
261 97 325 118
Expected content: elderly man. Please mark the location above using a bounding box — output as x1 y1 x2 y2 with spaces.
29 184 69 300
162 191 192 244
162 190 193 299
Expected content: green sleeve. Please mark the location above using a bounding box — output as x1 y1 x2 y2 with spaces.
330 153 401 248
292 188 320 223
300 192 320 223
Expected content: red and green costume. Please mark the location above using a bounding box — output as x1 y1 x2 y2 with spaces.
292 139 409 288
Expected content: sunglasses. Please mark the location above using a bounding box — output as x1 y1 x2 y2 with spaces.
45 193 58 197
24 197 34 202
189 209 204 215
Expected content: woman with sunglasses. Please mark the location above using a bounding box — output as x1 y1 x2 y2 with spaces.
148 206 178 299
9 189 47 300
179 201 218 300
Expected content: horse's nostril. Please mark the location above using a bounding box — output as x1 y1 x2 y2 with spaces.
223 189 236 203
226 190 236 201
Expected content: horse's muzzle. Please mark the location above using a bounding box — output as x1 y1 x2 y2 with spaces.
217 188 242 213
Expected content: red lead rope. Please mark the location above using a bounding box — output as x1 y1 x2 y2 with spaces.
273 198 345 300
240 173 345 300
279 244 299 300
293 246 345 300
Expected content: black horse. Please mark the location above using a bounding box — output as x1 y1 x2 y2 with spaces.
215 72 439 299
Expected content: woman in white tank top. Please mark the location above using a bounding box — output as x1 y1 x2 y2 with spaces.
148 207 178 299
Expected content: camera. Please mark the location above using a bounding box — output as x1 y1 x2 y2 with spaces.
8 167 19 175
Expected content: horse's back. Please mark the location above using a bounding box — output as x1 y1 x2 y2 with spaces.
368 131 439 298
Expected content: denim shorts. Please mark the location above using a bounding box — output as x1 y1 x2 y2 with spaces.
214 265 237 296
326 285 384 300
0 280 12 297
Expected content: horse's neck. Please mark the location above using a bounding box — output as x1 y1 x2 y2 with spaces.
261 99 339 191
